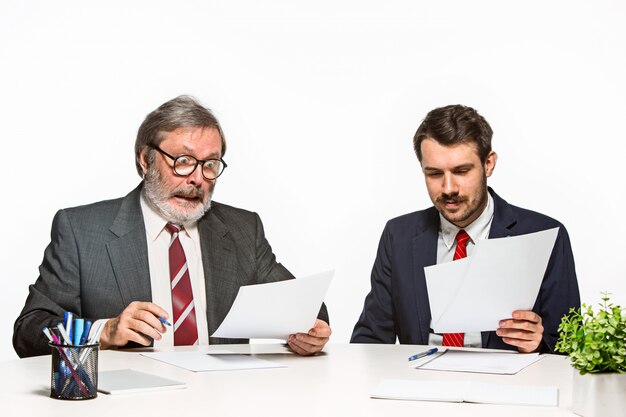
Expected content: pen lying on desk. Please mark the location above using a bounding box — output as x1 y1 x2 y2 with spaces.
408 347 438 362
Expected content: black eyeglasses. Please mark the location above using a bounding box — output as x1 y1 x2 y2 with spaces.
149 144 227 180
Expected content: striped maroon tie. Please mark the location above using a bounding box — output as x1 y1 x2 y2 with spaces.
165 223 198 346
442 229 471 348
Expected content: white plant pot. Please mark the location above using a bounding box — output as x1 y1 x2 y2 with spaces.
572 370 626 417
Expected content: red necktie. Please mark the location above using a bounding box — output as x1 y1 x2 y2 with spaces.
165 223 198 346
442 229 471 348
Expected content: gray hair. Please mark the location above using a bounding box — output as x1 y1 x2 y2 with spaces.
134 95 226 177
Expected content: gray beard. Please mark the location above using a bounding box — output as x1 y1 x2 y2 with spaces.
143 165 212 225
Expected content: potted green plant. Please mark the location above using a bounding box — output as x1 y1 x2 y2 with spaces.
555 293 625 417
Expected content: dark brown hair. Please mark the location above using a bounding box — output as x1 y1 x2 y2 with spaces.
413 104 493 163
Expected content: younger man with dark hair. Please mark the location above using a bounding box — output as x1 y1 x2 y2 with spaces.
351 105 580 352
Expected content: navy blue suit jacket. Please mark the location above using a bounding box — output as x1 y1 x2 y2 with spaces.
350 188 580 352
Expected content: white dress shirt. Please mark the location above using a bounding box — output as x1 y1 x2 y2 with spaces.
140 193 210 346
428 192 495 348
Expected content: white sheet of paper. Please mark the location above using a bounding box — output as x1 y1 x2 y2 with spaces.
372 379 467 402
211 271 333 339
426 228 559 332
465 381 558 406
98 369 186 394
371 379 558 406
415 350 543 375
424 258 469 325
141 351 286 372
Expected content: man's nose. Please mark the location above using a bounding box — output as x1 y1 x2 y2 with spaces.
186 165 205 185
442 173 458 195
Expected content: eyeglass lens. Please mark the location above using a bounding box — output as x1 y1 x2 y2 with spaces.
174 156 223 179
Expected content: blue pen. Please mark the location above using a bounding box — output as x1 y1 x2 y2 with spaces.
53 371 62 395
79 320 92 345
59 360 70 393
73 318 84 346
159 317 172 326
64 312 74 343
408 347 438 362
76 367 96 395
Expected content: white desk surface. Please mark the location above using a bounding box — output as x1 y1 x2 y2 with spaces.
2 343 577 416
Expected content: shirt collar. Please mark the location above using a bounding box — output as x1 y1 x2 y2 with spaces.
140 191 199 242
439 192 495 250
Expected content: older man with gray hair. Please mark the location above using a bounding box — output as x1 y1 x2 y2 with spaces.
14 95 330 358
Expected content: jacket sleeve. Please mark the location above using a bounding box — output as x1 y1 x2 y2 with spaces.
350 223 396 343
535 225 581 353
13 209 83 358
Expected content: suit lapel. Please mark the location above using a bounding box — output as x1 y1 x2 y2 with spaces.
411 209 440 343
197 208 237 336
106 185 152 306
488 189 518 239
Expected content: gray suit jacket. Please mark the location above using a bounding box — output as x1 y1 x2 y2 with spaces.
14 184 329 357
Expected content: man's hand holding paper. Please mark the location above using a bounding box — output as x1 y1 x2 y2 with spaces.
425 228 558 352
497 310 544 353
288 319 332 355
212 271 333 355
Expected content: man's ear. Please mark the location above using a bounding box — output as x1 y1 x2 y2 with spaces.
139 147 150 176
484 151 498 177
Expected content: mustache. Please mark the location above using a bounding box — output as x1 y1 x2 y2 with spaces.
436 193 466 204
170 186 204 199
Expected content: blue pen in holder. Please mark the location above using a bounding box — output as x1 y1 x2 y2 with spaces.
49 342 99 400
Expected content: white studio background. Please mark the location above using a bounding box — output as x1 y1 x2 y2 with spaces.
1 1 624 361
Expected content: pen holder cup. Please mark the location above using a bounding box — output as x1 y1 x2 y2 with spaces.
49 342 99 400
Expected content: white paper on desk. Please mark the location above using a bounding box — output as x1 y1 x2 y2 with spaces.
426 228 559 332
415 350 543 375
141 351 286 372
211 270 333 339
371 379 558 406
98 369 186 394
